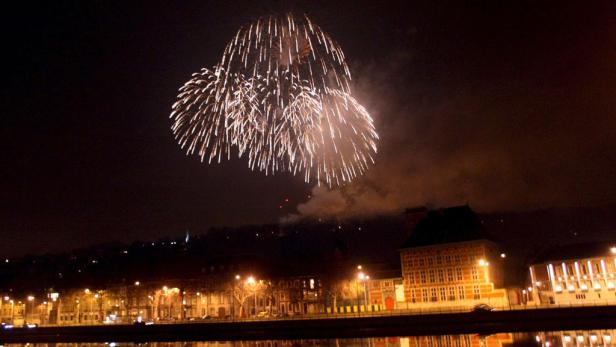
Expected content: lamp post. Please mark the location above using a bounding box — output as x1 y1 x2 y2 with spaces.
26 295 35 323
357 272 369 312
246 276 257 317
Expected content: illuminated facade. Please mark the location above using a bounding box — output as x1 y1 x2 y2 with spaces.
528 243 616 305
368 277 405 310
399 206 509 309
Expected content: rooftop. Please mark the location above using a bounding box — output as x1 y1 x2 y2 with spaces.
532 241 616 264
400 205 492 249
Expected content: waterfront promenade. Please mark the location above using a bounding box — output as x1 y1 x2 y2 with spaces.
1 305 616 343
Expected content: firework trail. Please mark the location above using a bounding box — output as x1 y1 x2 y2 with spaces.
171 14 379 186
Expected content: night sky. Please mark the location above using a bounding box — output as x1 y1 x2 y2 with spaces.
2 1 615 257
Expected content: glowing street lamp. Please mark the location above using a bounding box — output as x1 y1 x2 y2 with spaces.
610 246 616 254
357 270 370 311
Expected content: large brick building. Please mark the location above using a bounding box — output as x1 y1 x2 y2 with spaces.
399 206 509 309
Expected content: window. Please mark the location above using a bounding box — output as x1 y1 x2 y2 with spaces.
458 286 465 300
438 269 445 283
422 289 429 302
411 289 417 303
439 287 447 301
436 255 442 265
429 269 436 283
471 267 478 280
456 268 463 281
419 258 425 267
420 270 427 284
473 285 480 300
448 287 456 301
430 288 437 302
445 255 452 265
447 268 454 282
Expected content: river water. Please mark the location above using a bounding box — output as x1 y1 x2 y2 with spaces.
2 330 614 347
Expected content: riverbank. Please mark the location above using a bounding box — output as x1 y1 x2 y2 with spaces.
1 306 615 343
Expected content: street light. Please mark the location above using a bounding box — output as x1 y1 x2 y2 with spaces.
610 246 616 254
246 276 257 317
357 271 370 312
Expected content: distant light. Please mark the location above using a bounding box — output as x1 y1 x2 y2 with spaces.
3 296 8 301
134 281 140 286
564 335 571 343
235 274 241 280
590 335 598 342
535 335 541 342
50 293 59 301
27 296 34 301
358 272 366 280
84 289 90 294
478 259 489 267
611 247 616 254
357 265 362 270
246 276 256 285
527 287 532 292
577 336 584 342
500 253 506 258
604 335 611 343
535 281 542 286
4 259 8 263
162 286 168 291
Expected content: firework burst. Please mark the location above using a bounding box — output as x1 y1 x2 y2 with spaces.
171 13 378 186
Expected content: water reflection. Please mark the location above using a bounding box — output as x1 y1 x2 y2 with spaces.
2 330 615 347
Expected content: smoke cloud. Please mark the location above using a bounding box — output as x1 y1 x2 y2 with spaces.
289 16 616 220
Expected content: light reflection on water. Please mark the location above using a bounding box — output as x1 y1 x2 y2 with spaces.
2 330 615 347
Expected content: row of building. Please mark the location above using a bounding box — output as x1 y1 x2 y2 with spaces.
1 206 615 326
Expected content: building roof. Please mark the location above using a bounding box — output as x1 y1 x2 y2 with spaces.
532 241 616 264
400 205 492 249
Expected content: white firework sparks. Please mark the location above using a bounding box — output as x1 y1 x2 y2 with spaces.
171 13 379 186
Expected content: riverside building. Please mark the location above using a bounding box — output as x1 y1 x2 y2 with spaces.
528 242 616 305
399 206 510 309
